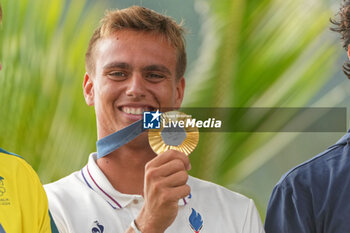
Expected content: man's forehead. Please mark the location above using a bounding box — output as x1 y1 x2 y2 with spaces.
94 30 177 71
97 30 171 49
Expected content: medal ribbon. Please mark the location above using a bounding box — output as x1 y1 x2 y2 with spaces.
96 119 145 159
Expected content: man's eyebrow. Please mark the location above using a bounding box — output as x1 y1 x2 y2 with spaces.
142 65 172 75
103 62 131 70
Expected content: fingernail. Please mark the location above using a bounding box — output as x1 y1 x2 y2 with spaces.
187 163 192 171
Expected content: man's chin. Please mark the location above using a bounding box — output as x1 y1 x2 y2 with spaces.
125 132 150 148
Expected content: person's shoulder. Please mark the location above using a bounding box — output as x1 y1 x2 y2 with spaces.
44 170 82 195
44 171 83 233
276 137 349 189
0 147 37 178
0 149 55 233
188 176 251 204
0 147 25 166
0 147 22 158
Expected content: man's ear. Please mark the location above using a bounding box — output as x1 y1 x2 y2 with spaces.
83 72 94 106
175 77 185 108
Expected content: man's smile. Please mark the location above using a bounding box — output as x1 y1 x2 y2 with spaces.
119 105 157 115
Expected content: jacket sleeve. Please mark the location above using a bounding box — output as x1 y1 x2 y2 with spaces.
264 179 315 233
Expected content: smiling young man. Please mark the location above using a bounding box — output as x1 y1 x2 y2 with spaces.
44 6 264 233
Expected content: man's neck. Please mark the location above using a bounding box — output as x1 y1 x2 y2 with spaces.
96 139 156 195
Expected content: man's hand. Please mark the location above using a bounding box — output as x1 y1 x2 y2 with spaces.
135 150 191 233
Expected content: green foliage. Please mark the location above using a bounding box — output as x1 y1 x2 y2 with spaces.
185 0 338 187
0 0 105 183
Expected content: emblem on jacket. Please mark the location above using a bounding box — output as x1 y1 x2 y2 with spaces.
189 208 203 233
0 177 6 196
91 220 104 233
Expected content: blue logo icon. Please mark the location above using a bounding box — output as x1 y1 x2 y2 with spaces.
143 110 161 129
189 208 203 233
91 221 104 233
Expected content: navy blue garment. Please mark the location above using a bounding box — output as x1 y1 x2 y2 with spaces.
265 132 350 233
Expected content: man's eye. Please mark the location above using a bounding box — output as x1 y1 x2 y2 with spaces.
108 71 127 80
146 73 165 81
110 71 126 77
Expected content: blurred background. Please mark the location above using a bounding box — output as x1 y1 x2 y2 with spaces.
0 0 349 219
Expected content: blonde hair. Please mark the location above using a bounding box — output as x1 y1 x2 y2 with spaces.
85 6 186 79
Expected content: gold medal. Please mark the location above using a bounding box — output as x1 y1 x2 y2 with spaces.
148 111 199 156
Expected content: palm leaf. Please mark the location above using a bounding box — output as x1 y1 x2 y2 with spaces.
0 0 104 183
185 0 339 187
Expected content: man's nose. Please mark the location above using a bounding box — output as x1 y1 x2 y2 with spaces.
125 73 146 98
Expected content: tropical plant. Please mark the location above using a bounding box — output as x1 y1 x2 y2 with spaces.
184 0 340 212
0 0 105 182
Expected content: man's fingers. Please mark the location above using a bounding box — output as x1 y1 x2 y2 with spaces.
156 159 189 177
166 184 191 201
164 170 188 187
146 150 190 171
144 164 188 190
153 184 191 204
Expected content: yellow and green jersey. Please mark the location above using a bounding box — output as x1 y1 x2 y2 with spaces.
0 148 58 233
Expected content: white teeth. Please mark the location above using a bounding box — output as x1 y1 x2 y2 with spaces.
122 107 144 115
